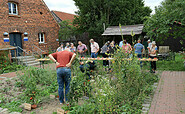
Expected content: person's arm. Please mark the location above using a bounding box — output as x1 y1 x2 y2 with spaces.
141 46 144 52
48 54 60 66
66 53 77 67
151 47 157 54
74 47 77 53
95 49 99 54
129 44 132 51
83 45 88 52
151 50 157 54
56 47 59 52
84 48 88 52
95 43 99 54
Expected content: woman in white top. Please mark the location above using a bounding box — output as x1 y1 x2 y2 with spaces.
149 41 157 73
56 43 64 52
70 43 76 53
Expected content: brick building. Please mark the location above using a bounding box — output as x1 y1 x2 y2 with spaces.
0 0 60 56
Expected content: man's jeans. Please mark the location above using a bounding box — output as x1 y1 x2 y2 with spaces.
57 67 71 103
137 54 142 67
91 52 98 58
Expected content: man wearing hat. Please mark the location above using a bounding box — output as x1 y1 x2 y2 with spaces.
149 41 157 73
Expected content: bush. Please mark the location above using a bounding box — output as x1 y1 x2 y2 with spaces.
16 67 58 105
0 51 24 74
65 47 159 113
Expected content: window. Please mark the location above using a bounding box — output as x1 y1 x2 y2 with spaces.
38 33 45 43
8 2 18 15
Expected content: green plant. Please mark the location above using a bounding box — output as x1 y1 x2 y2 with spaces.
0 94 23 112
63 48 159 113
16 67 58 105
0 51 25 74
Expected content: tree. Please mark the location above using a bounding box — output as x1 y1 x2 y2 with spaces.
144 0 185 43
58 20 77 42
73 0 152 40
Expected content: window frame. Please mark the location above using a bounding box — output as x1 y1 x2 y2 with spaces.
38 33 45 44
8 2 18 15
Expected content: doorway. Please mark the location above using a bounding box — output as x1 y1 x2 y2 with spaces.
9 33 23 56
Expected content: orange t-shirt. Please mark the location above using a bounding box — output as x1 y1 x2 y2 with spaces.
51 50 74 68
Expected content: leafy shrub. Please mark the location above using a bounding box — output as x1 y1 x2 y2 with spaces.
65 48 159 113
16 67 58 105
0 51 24 74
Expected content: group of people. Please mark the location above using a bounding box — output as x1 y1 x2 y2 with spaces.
56 38 157 73
49 38 158 105
56 39 99 58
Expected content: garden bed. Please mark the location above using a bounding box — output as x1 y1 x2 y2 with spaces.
0 51 159 113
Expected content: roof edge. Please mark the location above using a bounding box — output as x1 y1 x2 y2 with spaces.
41 0 60 28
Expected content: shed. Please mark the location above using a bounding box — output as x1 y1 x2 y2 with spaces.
102 24 145 45
102 24 144 36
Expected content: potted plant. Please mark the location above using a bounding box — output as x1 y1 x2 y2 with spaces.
29 91 38 109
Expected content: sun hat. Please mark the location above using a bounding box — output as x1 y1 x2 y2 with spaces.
144 36 148 39
89 39 94 42
147 39 151 42
152 41 156 45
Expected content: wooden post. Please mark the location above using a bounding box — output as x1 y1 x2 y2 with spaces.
8 50 12 63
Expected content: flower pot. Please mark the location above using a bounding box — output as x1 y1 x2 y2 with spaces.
31 104 37 109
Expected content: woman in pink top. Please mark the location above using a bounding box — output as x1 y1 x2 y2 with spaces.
122 40 132 54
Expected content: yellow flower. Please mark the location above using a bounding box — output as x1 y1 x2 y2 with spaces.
112 60 115 64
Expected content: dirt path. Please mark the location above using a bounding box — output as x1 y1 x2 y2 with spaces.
22 99 63 114
148 71 185 114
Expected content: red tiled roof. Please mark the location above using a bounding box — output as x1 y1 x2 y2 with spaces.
52 11 77 23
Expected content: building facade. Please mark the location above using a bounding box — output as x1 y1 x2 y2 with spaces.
0 0 60 55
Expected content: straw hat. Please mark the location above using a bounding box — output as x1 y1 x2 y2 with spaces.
152 41 156 45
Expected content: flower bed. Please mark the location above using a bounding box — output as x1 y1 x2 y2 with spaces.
0 50 159 113
62 51 159 113
0 67 58 112
0 51 24 74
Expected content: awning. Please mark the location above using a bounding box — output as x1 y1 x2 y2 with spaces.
0 45 17 51
102 24 144 36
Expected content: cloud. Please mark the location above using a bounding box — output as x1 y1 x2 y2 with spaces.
144 0 164 14
44 0 164 15
43 0 78 14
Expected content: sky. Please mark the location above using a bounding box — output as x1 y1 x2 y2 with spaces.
44 0 164 15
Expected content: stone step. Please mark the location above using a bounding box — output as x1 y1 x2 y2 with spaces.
20 57 36 62
26 62 40 66
23 61 40 66
12 56 41 67
12 56 34 60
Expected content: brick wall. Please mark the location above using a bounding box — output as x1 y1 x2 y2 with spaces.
0 0 60 53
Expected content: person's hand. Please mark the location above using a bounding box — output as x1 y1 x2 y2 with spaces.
79 50 83 53
55 62 59 66
66 62 72 68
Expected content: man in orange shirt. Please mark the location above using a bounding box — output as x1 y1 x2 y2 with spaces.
48 48 76 104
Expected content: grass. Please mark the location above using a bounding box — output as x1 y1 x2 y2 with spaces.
143 53 185 71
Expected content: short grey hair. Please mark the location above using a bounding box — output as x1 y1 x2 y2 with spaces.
89 39 94 42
